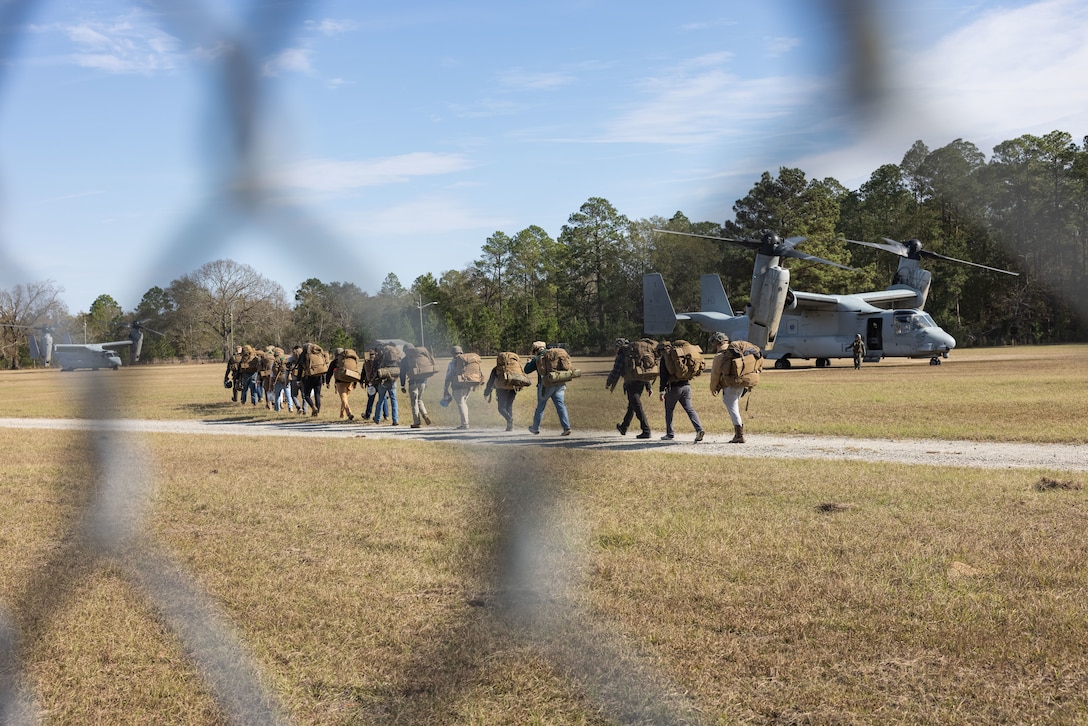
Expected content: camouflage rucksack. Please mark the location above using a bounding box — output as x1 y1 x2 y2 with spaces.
452 352 484 386
493 351 530 390
663 340 705 381
623 338 659 383
711 340 763 391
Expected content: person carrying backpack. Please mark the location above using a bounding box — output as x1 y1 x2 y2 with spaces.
605 337 653 439
443 345 482 430
708 331 762 443
399 343 434 428
483 351 527 431
371 343 400 426
658 340 705 443
524 341 571 436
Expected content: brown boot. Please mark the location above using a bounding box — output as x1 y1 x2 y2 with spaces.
729 424 746 444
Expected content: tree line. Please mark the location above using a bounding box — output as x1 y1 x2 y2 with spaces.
2 130 1086 368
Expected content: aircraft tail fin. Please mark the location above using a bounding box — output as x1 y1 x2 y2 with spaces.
700 274 734 316
643 273 679 335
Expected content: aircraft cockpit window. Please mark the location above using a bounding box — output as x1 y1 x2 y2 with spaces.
894 311 936 334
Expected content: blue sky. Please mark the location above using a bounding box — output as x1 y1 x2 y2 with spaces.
1 0 1085 314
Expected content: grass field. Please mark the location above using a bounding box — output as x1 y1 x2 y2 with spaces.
4 343 1088 442
2 345 1087 724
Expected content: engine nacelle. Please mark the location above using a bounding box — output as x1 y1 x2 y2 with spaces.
747 266 790 350
891 260 931 309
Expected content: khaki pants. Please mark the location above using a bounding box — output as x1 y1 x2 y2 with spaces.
408 379 429 425
335 380 356 419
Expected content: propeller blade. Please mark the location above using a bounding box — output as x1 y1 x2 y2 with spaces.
651 228 762 250
850 237 1019 275
846 238 908 256
654 228 853 268
920 250 1020 275
782 249 854 270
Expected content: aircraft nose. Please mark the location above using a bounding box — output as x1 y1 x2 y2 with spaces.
941 330 956 351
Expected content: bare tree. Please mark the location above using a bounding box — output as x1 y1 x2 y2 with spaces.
168 260 290 360
0 280 68 368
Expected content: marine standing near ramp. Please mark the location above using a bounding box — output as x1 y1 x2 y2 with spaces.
852 333 865 370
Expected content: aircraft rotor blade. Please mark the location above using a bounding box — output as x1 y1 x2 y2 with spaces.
654 228 854 269
850 237 1019 275
846 238 909 256
782 249 854 270
651 228 762 251
919 250 1020 275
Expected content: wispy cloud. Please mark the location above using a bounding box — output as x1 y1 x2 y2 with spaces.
275 152 474 192
50 10 182 74
901 0 1088 142
263 47 313 76
499 68 576 91
764 35 801 58
304 18 359 36
796 0 1088 188
599 52 821 145
679 18 739 32
366 195 510 236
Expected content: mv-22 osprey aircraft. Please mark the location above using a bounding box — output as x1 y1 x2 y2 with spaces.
644 231 1018 367
5 320 164 370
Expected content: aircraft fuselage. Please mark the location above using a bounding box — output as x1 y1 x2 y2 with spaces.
53 345 124 371
768 308 955 365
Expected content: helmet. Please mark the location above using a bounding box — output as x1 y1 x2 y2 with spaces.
452 345 463 355
710 331 730 345
531 341 547 353
614 337 629 349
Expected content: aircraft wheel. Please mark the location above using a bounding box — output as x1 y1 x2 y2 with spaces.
929 357 941 366
816 358 830 368
774 357 791 370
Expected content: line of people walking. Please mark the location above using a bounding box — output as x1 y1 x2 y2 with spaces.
224 333 762 441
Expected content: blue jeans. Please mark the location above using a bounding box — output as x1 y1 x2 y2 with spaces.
272 381 293 411
664 383 703 435
241 373 260 404
373 382 398 424
532 384 569 431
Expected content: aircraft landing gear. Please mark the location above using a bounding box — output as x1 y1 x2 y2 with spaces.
774 357 792 370
929 357 941 366
815 358 830 368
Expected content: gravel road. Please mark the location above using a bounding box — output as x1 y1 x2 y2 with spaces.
3 417 1084 473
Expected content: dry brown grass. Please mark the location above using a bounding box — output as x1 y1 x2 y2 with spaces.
3 417 1088 723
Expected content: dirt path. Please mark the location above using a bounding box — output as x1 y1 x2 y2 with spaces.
3 417 1084 473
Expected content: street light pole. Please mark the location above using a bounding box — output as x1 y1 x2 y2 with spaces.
416 294 437 348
